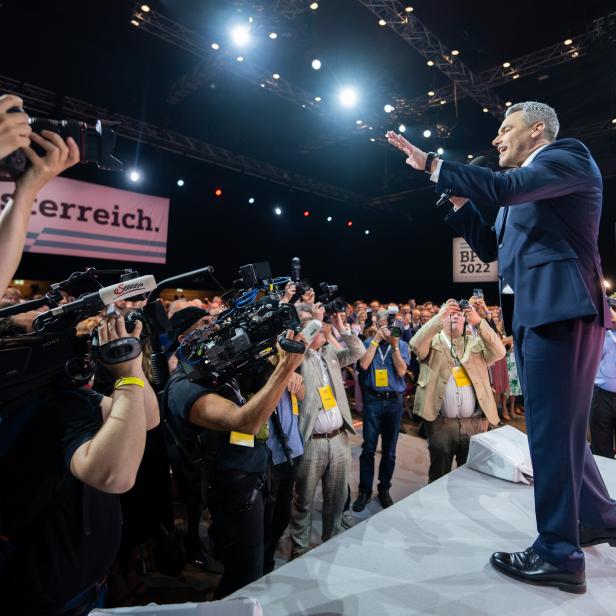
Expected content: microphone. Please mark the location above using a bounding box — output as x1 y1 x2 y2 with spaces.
48 275 157 319
436 156 487 207
291 257 301 283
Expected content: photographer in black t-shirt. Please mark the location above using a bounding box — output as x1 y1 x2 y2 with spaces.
1 314 160 615
166 330 305 598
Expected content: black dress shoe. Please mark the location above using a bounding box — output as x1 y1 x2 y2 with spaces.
490 547 586 594
378 489 394 509
352 491 371 512
579 525 616 547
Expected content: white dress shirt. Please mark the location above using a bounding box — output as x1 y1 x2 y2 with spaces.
439 333 478 418
312 351 344 434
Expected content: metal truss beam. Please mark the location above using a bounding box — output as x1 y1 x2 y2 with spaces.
273 0 310 19
0 75 364 204
131 4 325 115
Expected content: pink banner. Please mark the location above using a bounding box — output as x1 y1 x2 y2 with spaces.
0 177 169 264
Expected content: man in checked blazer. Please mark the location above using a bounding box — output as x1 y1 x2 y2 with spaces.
289 310 365 559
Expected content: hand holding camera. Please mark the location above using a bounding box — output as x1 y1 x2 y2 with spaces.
97 315 144 379
438 299 461 319
278 330 306 372
462 303 481 326
0 95 31 159
374 325 390 343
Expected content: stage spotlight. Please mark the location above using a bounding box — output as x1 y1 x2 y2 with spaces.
378 19 387 26
269 32 278 39
427 90 435 96
404 6 414 12
467 154 473 159
339 88 358 108
273 73 280 80
311 59 322 70
128 169 141 182
612 118 616 124
502 61 511 68
369 137 376 142
314 96 322 102
571 51 579 58
427 60 435 66
248 197 255 204
310 2 319 9
384 104 394 113
437 147 444 155
248 17 254 23
505 101 512 107
604 280 612 289
274 207 282 215
364 229 370 235
141 4 150 12
564 38 573 45
440 99 446 105
483 107 488 113
398 123 406 133
512 74 520 79
215 188 223 197
356 119 363 125
177 179 184 187
327 216 333 222
231 25 250 47
236 56 244 62
423 129 432 138
451 49 460 56
347 220 353 227
211 42 220 50
304 211 310 217
131 20 140 27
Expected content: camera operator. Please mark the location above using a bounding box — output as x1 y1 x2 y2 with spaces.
1 314 159 615
289 312 365 559
0 94 80 298
165 329 305 598
410 299 505 482
352 311 411 512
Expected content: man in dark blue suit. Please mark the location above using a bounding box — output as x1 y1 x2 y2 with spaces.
387 101 616 594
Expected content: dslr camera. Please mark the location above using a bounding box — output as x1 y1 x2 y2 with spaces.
387 306 402 338
317 282 347 323
0 109 123 180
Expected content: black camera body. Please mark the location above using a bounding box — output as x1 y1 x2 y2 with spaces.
458 299 471 310
317 282 346 321
0 112 123 180
178 266 301 388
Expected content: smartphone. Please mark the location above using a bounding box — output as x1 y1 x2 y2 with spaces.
473 288 484 298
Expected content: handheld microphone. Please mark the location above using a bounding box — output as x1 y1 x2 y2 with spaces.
436 156 487 207
291 257 301 283
48 275 157 319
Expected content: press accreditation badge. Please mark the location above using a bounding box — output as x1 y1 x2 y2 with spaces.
318 385 337 411
452 365 471 387
291 393 299 416
375 369 389 388
229 431 255 447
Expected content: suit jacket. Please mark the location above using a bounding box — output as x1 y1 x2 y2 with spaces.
298 334 365 441
441 138 609 330
410 315 506 426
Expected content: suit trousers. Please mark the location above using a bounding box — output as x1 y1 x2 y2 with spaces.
514 317 616 573
289 431 351 557
590 385 616 459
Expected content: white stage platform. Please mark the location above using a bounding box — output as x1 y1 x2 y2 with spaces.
231 456 616 615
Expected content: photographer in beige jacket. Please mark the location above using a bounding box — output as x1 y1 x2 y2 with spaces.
410 299 506 482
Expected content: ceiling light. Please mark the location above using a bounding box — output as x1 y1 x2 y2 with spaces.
269 32 278 39
611 118 616 124
503 61 511 68
364 229 370 235
404 6 414 12
248 17 254 23
248 197 255 204
564 38 573 45
236 56 244 62
327 216 333 222
272 73 280 80
356 119 363 125
310 2 319 9
215 188 223 197
398 123 406 133
129 170 141 182
314 96 322 102
427 90 435 96
211 42 220 50
304 211 310 217
512 73 520 79
231 25 250 47
140 4 150 11
131 19 140 27
378 19 387 26
451 49 460 56
369 137 376 142
260 83 266 87
427 60 435 66
467 154 473 159
505 101 512 106
423 129 432 138
384 104 394 113
483 108 489 113
440 99 446 105
311 58 322 70
339 88 358 107
571 51 579 58
177 179 184 187
274 207 282 215
437 147 444 155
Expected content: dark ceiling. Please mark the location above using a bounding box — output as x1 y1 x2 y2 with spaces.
1 0 615 301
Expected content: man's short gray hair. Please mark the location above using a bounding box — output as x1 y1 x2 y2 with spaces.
505 101 560 142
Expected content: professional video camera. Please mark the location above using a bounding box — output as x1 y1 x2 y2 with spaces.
0 110 123 180
177 261 302 388
317 282 347 322
0 268 156 410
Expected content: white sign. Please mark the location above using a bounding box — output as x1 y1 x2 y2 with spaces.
452 237 498 283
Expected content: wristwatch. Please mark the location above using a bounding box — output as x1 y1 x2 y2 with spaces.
424 151 440 173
